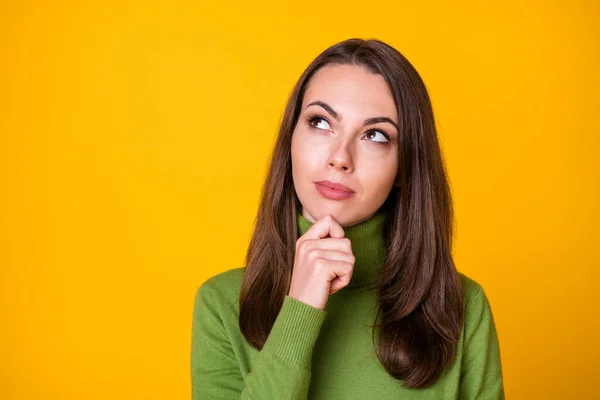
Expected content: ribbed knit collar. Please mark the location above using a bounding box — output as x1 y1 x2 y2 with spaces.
296 208 388 292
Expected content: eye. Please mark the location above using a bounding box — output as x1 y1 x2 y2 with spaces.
365 130 390 144
308 115 332 131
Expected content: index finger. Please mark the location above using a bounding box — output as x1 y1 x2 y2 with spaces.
301 214 345 240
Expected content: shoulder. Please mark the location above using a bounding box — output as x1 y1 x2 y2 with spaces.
200 267 245 294
458 272 491 319
457 271 495 313
193 267 246 310
458 272 483 300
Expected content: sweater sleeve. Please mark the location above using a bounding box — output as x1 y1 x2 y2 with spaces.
191 282 327 400
458 286 505 400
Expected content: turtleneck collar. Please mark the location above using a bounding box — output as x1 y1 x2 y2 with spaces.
296 207 388 292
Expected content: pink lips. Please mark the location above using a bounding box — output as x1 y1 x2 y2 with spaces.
315 180 355 200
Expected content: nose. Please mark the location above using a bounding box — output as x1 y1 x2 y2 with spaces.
327 138 354 173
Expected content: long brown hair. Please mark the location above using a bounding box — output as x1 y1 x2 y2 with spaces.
238 38 464 388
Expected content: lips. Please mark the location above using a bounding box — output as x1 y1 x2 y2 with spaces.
315 180 354 193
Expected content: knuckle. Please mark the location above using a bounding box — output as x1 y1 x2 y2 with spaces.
297 239 309 253
313 257 326 270
343 238 352 249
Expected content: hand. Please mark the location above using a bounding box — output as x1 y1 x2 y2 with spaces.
288 214 355 310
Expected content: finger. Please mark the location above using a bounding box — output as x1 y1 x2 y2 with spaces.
321 259 353 283
302 214 345 240
329 264 353 294
305 238 353 254
307 249 355 264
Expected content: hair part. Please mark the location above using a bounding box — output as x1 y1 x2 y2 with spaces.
238 38 464 388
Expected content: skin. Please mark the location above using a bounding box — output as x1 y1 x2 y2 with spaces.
291 64 400 228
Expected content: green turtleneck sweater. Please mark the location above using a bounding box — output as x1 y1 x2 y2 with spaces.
191 209 504 399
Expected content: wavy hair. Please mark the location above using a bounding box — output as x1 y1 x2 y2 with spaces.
238 38 464 388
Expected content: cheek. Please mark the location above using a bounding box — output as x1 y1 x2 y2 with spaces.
358 157 398 196
291 132 313 187
292 129 323 170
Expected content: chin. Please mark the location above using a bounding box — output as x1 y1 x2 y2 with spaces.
306 205 358 227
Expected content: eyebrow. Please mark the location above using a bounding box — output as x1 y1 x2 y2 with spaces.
306 100 399 132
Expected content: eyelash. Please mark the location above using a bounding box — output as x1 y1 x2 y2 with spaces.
306 114 391 144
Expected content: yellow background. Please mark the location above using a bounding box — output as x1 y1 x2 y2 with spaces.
1 1 598 399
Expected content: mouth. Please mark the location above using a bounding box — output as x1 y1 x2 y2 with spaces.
314 181 355 200
315 180 354 193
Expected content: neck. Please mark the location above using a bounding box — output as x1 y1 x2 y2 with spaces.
296 208 388 292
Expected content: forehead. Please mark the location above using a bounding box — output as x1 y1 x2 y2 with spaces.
302 64 397 121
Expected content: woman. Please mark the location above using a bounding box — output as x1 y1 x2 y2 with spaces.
191 38 505 399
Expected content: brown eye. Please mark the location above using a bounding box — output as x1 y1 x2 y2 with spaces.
365 130 390 143
308 116 331 131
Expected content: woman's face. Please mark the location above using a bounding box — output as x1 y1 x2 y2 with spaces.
291 64 399 227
